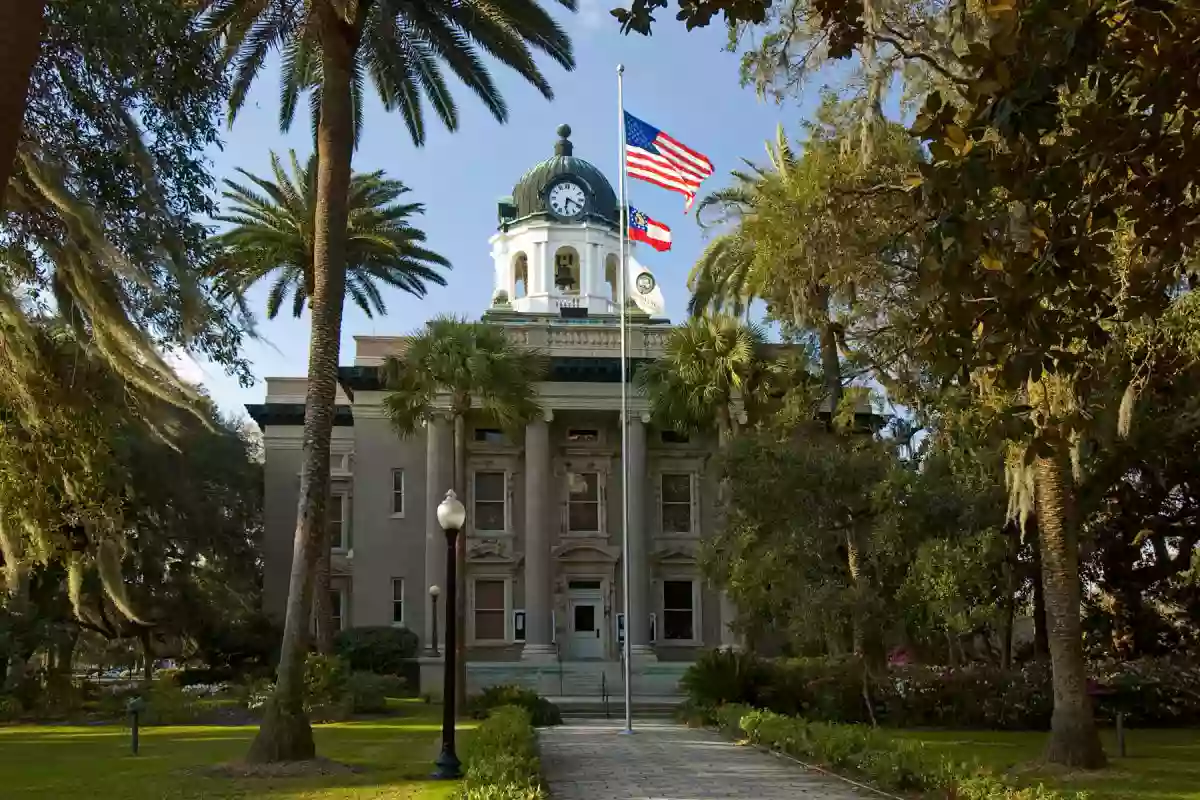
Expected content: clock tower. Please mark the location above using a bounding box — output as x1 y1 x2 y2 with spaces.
489 124 626 316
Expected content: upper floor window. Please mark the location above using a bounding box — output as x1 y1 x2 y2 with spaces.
329 494 348 550
474 427 507 444
567 428 599 444
661 473 693 534
473 471 506 532
391 469 405 516
567 472 601 532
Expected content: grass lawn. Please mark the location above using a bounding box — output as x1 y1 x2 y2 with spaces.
890 728 1200 800
0 700 472 799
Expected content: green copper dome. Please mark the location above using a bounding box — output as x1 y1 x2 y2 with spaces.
501 124 619 228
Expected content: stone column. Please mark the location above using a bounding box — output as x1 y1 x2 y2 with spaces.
626 412 656 661
522 411 556 661
424 414 452 655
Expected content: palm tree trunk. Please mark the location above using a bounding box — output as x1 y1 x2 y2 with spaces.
0 0 45 214
453 412 467 718
248 19 355 764
1034 452 1106 769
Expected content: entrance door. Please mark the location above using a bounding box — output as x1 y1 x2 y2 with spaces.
569 599 604 659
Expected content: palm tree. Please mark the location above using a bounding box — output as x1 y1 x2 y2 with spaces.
636 315 772 446
213 150 450 653
381 315 545 714
199 0 574 762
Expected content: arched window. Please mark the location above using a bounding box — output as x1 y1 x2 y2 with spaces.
553 246 581 295
604 253 619 301
512 252 528 298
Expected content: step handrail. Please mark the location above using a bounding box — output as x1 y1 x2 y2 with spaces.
601 670 609 719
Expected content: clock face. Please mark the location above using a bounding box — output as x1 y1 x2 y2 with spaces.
548 181 586 219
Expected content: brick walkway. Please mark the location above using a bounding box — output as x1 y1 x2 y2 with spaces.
538 720 872 799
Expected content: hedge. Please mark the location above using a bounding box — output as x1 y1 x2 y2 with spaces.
682 649 1200 730
467 685 563 727
459 705 545 800
711 705 1082 800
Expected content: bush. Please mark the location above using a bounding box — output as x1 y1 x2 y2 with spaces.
304 652 349 707
717 706 1081 800
0 695 21 722
460 705 545 800
467 685 562 727
335 626 419 675
683 650 1200 730
346 672 407 714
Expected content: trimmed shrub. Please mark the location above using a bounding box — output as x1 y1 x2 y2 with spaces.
335 626 419 675
0 695 22 722
304 652 350 707
468 685 562 727
346 672 407 714
680 648 771 710
459 705 545 800
716 706 1082 800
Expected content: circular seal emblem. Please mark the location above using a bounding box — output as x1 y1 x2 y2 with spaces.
635 272 655 295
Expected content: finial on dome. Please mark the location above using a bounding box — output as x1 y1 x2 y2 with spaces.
554 124 573 156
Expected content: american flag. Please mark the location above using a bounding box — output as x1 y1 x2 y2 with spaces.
624 112 713 211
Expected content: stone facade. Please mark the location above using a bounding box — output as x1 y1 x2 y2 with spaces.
247 126 738 698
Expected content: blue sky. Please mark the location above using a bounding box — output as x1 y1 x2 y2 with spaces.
185 2 836 418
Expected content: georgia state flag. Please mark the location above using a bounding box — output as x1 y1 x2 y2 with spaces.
628 206 672 252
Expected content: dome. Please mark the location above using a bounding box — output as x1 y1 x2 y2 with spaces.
504 124 619 228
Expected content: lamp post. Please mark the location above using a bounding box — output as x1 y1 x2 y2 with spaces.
433 489 465 780
429 585 442 657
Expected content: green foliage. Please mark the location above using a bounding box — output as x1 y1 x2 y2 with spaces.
334 626 419 675
303 653 350 710
212 150 451 320
383 315 547 436
718 707 1082 799
344 672 406 715
459 705 545 800
685 652 1200 731
467 685 562 727
0 695 20 722
679 648 772 710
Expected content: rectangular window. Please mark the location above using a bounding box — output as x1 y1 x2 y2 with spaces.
474 579 507 641
473 471 506 532
663 580 695 641
330 590 344 631
474 428 506 444
567 472 600 532
566 428 599 443
661 473 693 534
391 469 405 516
661 430 690 444
328 494 347 550
391 578 404 626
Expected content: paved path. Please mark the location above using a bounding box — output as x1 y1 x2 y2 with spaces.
538 720 872 799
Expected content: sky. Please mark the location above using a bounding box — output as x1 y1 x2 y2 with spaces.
182 1 842 419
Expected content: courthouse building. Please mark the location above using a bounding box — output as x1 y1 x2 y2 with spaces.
248 125 736 698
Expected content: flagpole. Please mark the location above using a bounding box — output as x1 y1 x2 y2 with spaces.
616 62 634 736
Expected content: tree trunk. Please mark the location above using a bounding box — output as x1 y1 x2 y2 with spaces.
1001 526 1017 669
453 412 467 718
818 320 843 419
0 0 45 214
139 629 154 685
1034 453 1106 769
1031 531 1050 660
313 481 334 654
248 16 355 763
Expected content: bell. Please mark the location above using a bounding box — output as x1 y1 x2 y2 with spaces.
555 263 576 291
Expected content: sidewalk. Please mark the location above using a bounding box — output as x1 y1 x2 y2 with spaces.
538 719 873 799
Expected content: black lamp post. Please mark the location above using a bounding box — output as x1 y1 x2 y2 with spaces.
433 489 465 780
429 584 442 657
